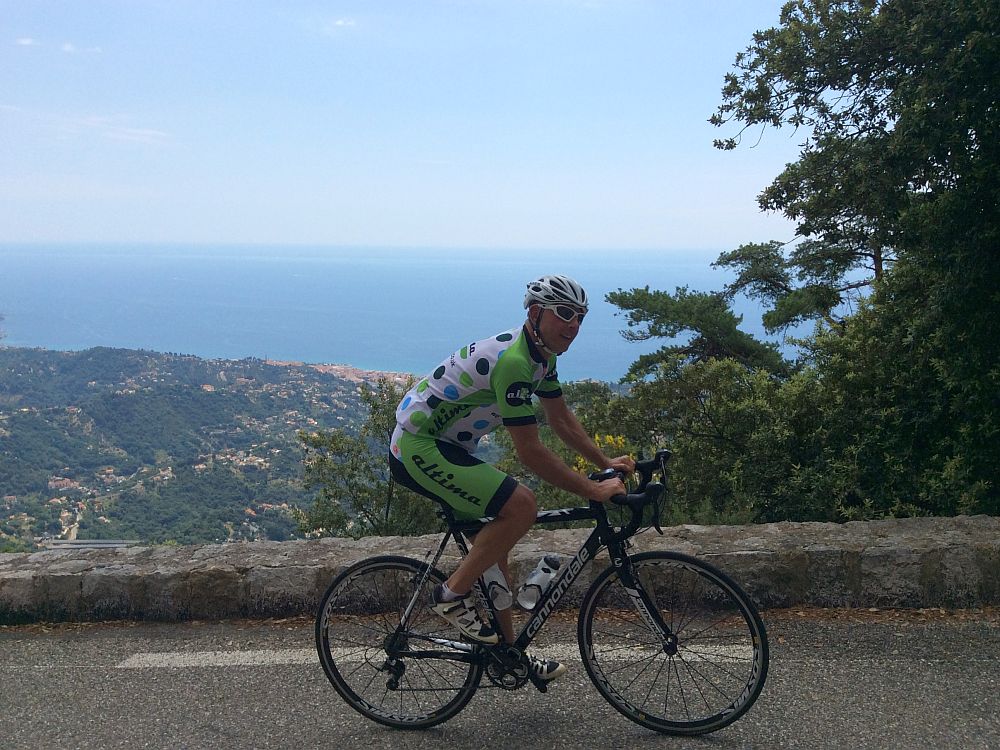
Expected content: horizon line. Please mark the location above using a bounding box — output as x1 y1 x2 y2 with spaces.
0 240 734 255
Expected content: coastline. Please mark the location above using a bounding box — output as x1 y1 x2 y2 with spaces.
265 359 416 386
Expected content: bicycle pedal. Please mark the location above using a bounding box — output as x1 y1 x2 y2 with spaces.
527 674 549 693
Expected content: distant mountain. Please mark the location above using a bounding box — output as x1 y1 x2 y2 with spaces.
0 346 406 550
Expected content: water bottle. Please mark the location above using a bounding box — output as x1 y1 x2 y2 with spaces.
516 555 562 610
481 563 512 610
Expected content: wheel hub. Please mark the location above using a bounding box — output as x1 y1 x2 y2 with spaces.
663 632 679 656
383 630 407 654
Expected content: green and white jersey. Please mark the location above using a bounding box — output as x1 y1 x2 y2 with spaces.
394 325 562 452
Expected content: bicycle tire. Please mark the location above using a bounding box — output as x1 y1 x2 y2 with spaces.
578 551 769 735
315 555 483 729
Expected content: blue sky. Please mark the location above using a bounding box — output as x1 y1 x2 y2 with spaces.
1 1 800 250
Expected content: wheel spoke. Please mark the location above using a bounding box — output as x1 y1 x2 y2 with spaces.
580 552 768 735
316 556 482 729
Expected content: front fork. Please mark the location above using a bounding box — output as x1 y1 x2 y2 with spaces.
609 543 678 656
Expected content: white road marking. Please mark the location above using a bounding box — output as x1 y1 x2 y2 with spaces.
116 649 316 668
115 642 753 669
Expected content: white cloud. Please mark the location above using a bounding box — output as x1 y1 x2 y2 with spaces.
12 37 100 53
60 41 102 54
73 116 169 145
322 18 357 35
103 126 170 145
6 108 172 146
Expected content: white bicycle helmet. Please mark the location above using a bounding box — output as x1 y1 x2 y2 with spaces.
523 274 589 311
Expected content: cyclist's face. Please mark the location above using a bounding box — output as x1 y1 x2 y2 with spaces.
534 304 584 354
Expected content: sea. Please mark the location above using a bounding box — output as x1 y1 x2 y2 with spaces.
0 244 794 383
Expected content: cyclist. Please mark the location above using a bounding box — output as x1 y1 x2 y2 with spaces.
389 274 633 683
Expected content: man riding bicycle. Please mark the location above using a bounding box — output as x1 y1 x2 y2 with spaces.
389 274 634 683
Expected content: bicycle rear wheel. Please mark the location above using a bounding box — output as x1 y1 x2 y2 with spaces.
578 551 768 735
315 555 483 729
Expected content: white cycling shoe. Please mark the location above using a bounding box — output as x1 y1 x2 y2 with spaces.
528 654 567 682
430 584 500 644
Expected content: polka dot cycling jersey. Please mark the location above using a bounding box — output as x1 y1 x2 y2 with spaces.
394 325 562 452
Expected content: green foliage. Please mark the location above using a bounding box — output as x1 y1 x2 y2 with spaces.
85 388 238 464
714 239 869 332
594 0 999 523
607 286 789 377
84 465 257 544
0 537 31 553
806 270 998 518
0 409 112 495
297 376 443 538
0 346 373 545
573 359 833 524
707 0 960 331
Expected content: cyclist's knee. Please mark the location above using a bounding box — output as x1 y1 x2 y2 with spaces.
501 485 536 527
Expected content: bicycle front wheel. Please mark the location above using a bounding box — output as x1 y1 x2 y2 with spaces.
578 551 769 735
315 555 483 729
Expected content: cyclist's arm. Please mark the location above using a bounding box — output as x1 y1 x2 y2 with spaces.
540 395 632 472
506 422 624 502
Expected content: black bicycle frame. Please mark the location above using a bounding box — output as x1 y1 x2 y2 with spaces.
446 500 672 655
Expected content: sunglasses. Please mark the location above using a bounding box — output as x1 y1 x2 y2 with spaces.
545 304 587 324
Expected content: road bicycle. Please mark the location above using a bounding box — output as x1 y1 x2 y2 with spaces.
315 450 769 735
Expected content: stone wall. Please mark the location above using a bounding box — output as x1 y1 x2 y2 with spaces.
1 515 998 624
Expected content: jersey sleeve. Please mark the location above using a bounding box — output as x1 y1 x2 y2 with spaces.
534 365 562 399
491 352 539 427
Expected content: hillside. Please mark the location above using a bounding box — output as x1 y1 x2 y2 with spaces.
0 346 410 550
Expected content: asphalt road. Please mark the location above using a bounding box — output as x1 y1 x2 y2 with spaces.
2 608 998 750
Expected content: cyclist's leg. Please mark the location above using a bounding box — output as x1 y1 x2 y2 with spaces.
458 490 535 642
390 428 535 642
447 483 534 595
390 427 536 595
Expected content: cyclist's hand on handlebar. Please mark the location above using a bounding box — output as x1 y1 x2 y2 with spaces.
608 455 636 475
589 476 627 503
